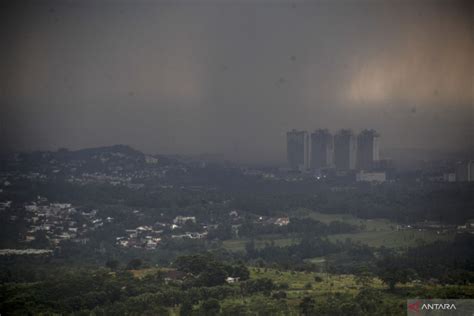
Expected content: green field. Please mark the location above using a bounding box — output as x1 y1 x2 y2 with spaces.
222 236 299 252
126 264 474 316
222 210 455 251
290 208 394 232
329 229 455 248
250 267 384 295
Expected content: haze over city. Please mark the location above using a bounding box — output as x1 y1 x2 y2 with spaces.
1 0 472 163
2 1 474 314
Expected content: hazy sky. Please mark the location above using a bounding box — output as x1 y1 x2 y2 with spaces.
1 0 472 163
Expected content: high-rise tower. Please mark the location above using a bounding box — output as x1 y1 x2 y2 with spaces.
286 129 309 171
334 129 357 170
310 129 334 170
356 129 380 170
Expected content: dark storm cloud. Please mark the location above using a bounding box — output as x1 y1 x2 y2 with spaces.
0 0 472 162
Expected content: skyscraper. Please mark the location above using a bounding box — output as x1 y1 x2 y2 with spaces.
334 129 357 170
356 129 380 170
310 129 334 170
287 129 309 171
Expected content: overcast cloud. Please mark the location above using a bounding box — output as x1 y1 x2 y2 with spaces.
1 0 472 163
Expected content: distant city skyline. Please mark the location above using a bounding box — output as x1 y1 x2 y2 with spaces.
288 128 381 171
1 0 472 163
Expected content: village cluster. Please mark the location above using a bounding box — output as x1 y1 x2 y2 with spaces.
115 216 208 250
2 193 473 254
114 214 291 250
0 195 294 252
2 196 110 246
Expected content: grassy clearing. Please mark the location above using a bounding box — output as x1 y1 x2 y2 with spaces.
222 228 454 251
249 267 385 299
290 208 394 232
298 210 455 248
329 229 455 248
130 266 473 315
248 267 474 308
222 210 454 251
222 236 300 252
